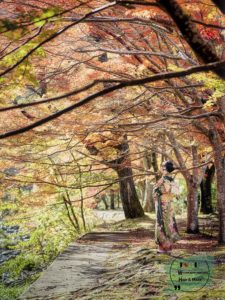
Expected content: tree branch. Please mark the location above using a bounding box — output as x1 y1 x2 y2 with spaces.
0 59 225 139
73 47 183 59
157 0 225 79
0 1 117 78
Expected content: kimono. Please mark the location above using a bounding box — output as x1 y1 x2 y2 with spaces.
153 175 180 248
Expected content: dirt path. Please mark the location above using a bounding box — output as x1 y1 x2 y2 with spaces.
19 231 150 300
19 213 225 300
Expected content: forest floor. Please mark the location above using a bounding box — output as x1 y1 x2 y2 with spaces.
20 212 225 300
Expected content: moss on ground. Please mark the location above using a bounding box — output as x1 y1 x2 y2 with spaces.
69 215 225 300
4 213 223 300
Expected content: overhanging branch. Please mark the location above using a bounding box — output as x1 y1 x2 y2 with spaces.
157 0 225 79
0 1 117 78
0 59 225 139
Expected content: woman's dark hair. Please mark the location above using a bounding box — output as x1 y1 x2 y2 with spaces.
162 160 175 173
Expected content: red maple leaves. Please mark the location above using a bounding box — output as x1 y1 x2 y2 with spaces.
200 27 222 42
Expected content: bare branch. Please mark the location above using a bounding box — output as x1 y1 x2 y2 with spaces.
73 47 183 59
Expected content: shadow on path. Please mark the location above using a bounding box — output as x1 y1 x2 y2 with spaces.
19 214 221 300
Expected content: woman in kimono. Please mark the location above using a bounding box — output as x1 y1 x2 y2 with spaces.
153 160 180 254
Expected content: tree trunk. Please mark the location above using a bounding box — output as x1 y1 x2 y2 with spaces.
109 189 115 210
186 180 199 233
208 126 225 243
142 150 155 212
200 165 215 214
116 166 145 218
152 152 160 180
101 194 108 210
117 192 120 208
214 150 225 243
158 0 225 79
85 133 144 219
137 180 145 206
111 135 145 218
143 180 154 212
186 146 199 233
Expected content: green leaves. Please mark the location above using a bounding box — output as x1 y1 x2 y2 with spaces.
0 7 61 33
191 73 225 108
33 8 62 28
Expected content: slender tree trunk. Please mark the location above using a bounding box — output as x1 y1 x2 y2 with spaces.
192 107 225 242
218 96 225 125
62 195 80 232
167 130 200 234
186 180 199 233
101 194 108 210
117 193 120 208
109 189 115 210
116 166 144 218
65 191 80 231
143 180 154 212
207 125 225 243
152 152 160 180
137 180 145 206
200 165 215 214
142 150 155 212
214 150 225 243
186 145 199 233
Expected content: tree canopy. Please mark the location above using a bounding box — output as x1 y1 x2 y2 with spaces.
0 0 225 242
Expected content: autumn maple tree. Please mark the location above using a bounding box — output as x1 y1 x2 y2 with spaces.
0 0 225 243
